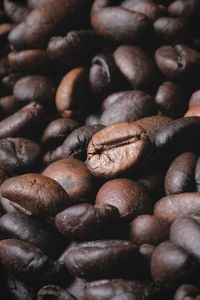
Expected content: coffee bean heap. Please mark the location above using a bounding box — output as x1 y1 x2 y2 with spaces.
1 0 200 299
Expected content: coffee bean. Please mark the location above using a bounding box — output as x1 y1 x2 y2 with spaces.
43 158 97 203
0 173 71 216
185 104 200 117
114 45 158 92
96 178 152 221
165 152 197 195
4 0 30 23
168 0 200 20
87 123 150 179
8 22 27 51
154 192 200 224
0 137 41 174
64 240 141 279
129 215 169 245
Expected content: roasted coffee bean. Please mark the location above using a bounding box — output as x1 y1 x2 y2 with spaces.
3 0 30 23
96 178 152 221
174 284 200 300
87 123 150 179
0 239 66 284
122 1 165 21
0 95 23 117
114 45 158 92
100 90 156 126
165 152 197 195
13 75 56 105
155 44 200 80
38 285 75 300
44 124 104 164
154 17 189 44
129 215 169 245
8 50 52 74
55 204 119 241
0 137 41 174
64 240 142 279
0 212 64 257
168 0 200 21
189 90 200 107
0 173 71 216
41 118 79 150
48 30 102 70
151 241 195 289
43 158 97 203
8 22 27 51
91 7 152 45
195 156 200 191
154 117 200 154
56 67 90 119
170 217 200 262
155 81 186 118
85 279 159 300
0 102 44 139
154 192 200 224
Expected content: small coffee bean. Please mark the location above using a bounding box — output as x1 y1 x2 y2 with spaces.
0 173 71 216
96 178 152 221
129 215 169 245
154 192 200 224
87 122 150 179
114 45 158 92
100 90 156 126
14 75 56 105
43 158 97 203
0 137 41 174
165 152 197 195
64 240 141 279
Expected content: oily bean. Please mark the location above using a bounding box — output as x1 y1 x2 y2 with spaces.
155 44 200 80
100 90 156 126
90 53 128 102
0 173 71 216
155 81 186 118
13 75 56 105
185 104 200 117
151 241 194 289
0 102 44 139
64 240 142 279
134 116 172 145
6 275 37 300
168 0 200 20
154 192 200 224
96 178 152 221
48 30 102 69
0 137 41 174
0 239 66 284
85 279 158 300
0 95 23 117
195 156 200 191
55 204 119 241
38 285 75 300
42 158 97 203
91 7 152 45
129 215 169 246
154 117 200 154
8 22 27 51
24 0 89 48
170 217 200 262
8 50 52 74
154 17 190 44
41 118 79 150
3 0 30 23
174 284 200 300
56 67 90 119
189 90 200 107
87 123 150 179
122 1 165 21
165 152 197 195
0 212 64 258
44 124 104 164
114 45 158 92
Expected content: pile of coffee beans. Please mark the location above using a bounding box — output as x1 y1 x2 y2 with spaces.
1 0 200 299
